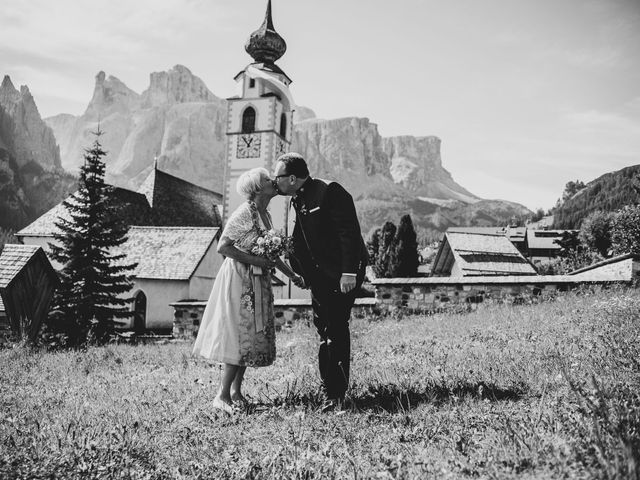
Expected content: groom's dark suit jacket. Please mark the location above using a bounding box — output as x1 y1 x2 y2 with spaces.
289 177 368 289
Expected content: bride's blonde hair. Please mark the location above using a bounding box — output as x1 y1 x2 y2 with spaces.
236 167 270 200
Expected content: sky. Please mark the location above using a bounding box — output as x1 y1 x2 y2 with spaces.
1 0 639 211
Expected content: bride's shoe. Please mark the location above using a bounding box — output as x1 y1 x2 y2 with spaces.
213 396 234 415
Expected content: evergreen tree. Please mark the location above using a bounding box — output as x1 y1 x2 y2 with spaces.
374 221 396 278
48 131 137 346
388 215 420 277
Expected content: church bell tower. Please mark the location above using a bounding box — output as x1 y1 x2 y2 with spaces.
223 0 293 232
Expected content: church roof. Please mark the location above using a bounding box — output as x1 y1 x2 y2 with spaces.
16 168 222 238
119 227 220 280
137 168 223 227
432 232 537 277
16 187 151 237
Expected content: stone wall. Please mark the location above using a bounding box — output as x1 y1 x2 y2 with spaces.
371 273 635 315
373 280 561 314
172 262 638 338
171 298 378 339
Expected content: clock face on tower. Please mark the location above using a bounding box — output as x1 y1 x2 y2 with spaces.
237 134 261 158
276 138 287 155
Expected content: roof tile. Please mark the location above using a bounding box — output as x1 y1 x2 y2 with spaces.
117 226 220 280
0 244 42 288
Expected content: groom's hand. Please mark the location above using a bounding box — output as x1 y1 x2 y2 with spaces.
339 274 356 294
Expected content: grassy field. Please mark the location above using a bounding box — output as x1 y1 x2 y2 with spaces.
1 287 639 479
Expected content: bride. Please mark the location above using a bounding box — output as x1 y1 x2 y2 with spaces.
192 167 303 414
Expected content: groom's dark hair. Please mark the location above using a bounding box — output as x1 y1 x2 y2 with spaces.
277 152 309 178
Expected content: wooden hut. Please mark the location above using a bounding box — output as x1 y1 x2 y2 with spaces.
0 244 58 342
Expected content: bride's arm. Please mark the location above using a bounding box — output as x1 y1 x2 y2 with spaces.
274 258 307 288
274 257 295 278
217 236 274 268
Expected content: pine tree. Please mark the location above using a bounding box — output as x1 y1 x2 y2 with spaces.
48 131 137 346
388 215 420 277
374 221 396 278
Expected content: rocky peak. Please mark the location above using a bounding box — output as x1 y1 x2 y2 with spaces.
382 135 477 202
0 74 60 170
84 71 141 119
141 65 223 108
0 75 21 111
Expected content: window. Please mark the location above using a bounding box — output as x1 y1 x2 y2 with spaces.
249 78 255 88
280 113 287 137
242 106 256 133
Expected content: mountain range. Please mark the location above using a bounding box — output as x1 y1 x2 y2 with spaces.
42 65 531 240
1 66 533 239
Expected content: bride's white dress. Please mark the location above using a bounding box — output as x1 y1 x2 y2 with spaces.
192 202 276 367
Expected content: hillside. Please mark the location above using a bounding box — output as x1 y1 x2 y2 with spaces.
553 164 640 228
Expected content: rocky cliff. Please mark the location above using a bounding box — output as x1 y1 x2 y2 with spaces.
0 76 76 230
290 116 529 238
0 76 61 170
48 65 227 193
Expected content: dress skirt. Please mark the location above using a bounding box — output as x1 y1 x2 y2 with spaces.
192 257 276 367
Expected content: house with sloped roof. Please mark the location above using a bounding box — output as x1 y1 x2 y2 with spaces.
431 232 537 277
447 226 527 252
0 244 58 341
524 229 577 264
15 166 225 332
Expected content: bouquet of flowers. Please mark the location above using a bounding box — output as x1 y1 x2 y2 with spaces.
251 229 292 260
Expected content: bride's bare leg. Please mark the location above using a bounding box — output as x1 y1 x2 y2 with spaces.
217 363 239 405
231 366 247 402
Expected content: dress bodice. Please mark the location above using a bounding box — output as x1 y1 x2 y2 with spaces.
223 202 272 252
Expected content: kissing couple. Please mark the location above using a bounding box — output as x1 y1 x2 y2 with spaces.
192 152 368 414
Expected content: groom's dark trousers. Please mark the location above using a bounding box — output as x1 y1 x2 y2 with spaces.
311 282 357 400
289 177 368 401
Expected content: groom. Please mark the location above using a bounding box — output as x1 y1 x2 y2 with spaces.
273 153 368 410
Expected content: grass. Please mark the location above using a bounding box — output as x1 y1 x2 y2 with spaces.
1 286 639 479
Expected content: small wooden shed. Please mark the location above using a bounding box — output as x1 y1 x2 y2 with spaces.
0 244 58 342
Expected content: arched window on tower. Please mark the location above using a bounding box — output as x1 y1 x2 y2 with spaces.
280 113 287 138
242 106 256 133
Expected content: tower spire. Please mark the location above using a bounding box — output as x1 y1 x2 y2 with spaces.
245 0 287 65
265 0 274 30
